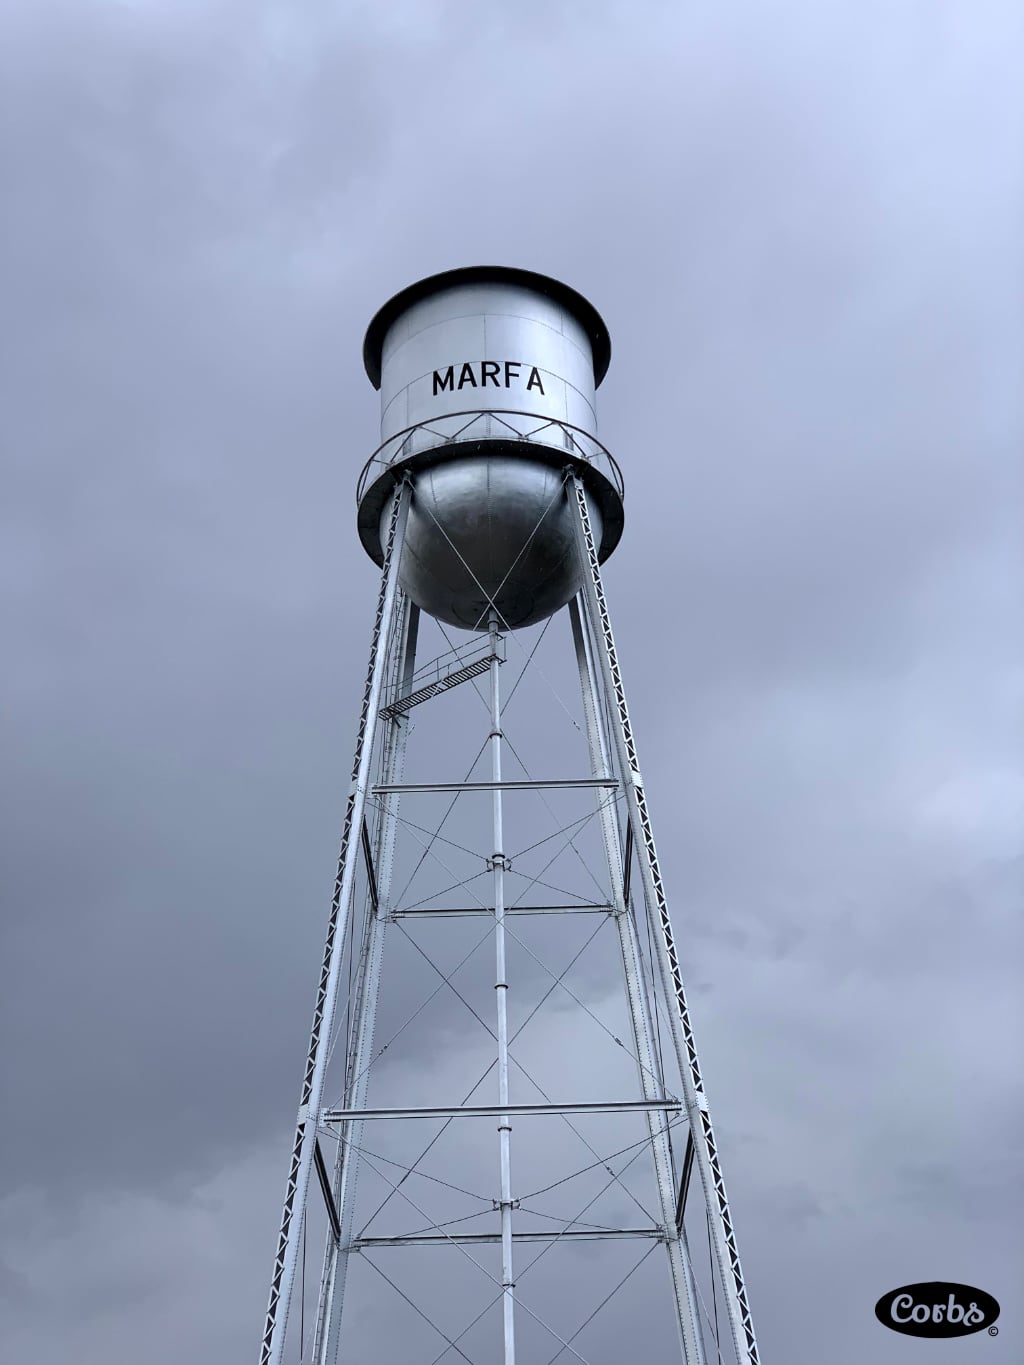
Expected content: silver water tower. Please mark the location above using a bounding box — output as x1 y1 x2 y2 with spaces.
259 268 760 1365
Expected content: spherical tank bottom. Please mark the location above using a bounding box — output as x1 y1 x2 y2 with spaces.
379 454 604 631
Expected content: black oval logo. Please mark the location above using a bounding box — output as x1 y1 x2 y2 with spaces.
875 1282 1000 1338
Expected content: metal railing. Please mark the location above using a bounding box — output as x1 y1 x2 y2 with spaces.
356 409 625 504
378 635 505 719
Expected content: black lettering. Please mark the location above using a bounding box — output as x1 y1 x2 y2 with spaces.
526 366 545 394
504 361 521 387
457 361 478 390
432 366 454 394
480 361 501 387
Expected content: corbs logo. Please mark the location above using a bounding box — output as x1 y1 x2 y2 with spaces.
875 1282 1000 1338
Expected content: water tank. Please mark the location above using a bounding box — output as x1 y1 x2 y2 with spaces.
357 266 623 631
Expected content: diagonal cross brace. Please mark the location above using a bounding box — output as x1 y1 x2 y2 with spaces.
314 1139 342 1245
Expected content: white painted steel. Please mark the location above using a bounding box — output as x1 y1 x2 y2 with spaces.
569 475 761 1365
322 1099 683 1122
376 280 598 450
358 268 619 631
312 598 420 1365
373 778 617 793
570 596 708 1365
355 1229 659 1248
259 483 410 1365
261 272 761 1365
378 456 605 631
488 612 517 1365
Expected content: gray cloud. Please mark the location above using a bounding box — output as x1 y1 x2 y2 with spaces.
2 1 1021 1362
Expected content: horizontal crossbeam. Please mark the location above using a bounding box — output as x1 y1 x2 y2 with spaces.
372 779 618 794
356 1227 662 1248
322 1099 681 1123
391 903 613 919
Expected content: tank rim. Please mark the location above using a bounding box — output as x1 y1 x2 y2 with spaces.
363 266 611 391
356 442 624 573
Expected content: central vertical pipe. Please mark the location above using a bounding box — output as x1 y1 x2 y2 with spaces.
488 611 516 1365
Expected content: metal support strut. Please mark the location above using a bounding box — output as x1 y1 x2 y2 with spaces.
489 610 517 1365
258 466 761 1365
570 594 707 1365
569 474 761 1365
311 593 421 1365
259 481 410 1365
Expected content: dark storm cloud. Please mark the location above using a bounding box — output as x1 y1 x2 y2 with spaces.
1 1 1021 1362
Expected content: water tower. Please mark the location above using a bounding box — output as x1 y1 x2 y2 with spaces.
258 268 760 1365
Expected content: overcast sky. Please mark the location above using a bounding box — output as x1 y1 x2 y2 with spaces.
2 2 1022 1363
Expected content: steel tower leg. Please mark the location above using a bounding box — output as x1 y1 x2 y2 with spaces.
312 595 421 1365
569 476 761 1365
488 611 517 1365
569 597 707 1365
259 481 411 1365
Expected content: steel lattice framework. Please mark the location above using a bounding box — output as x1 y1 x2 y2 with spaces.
258 471 760 1365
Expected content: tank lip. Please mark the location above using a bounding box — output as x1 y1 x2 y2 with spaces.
363 266 611 391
